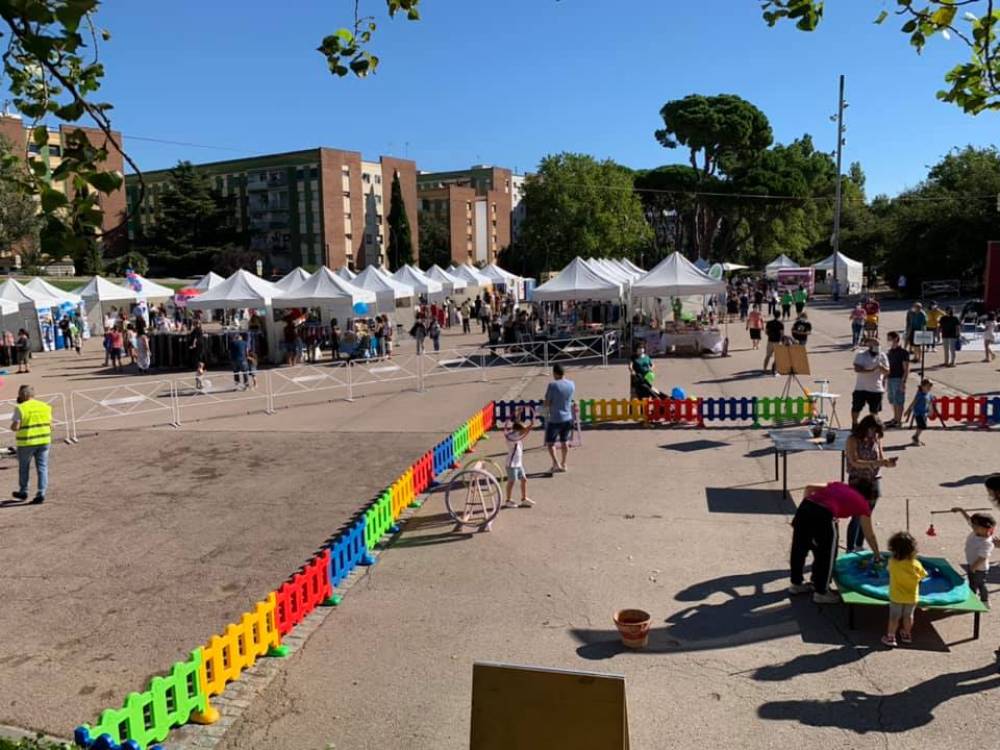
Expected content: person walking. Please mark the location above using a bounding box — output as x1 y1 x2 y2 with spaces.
763 311 784 375
544 364 576 474
428 316 441 352
983 312 996 363
410 316 427 354
884 331 909 428
851 336 889 426
793 285 808 315
780 289 793 320
230 332 249 389
746 305 764 351
791 311 812 346
15 328 30 373
461 301 471 334
850 304 866 348
938 306 960 367
10 385 52 504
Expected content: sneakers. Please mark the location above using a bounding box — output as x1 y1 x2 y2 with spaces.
898 632 912 644
788 583 813 594
812 590 841 604
519 498 535 507
28 495 44 505
11 490 27 501
881 635 897 647
503 500 518 508
550 465 566 474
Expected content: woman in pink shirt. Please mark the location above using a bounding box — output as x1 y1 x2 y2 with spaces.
746 305 764 350
788 480 882 604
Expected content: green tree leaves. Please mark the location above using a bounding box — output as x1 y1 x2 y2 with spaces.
319 0 421 78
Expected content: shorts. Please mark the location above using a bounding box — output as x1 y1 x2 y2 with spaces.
749 329 761 341
887 378 906 407
110 347 123 358
506 466 526 482
914 414 928 430
795 302 805 313
544 420 573 446
16 349 28 365
888 602 916 620
851 390 882 415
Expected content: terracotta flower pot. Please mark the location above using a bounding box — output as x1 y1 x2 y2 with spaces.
613 608 651 649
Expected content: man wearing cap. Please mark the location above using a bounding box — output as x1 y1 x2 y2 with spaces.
10 385 52 504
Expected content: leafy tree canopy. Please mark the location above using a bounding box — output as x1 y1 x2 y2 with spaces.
386 170 414 270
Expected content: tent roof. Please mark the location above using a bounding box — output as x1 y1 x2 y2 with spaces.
533 257 622 302
721 262 749 272
276 266 375 307
813 251 863 270
449 263 492 286
393 265 443 294
335 266 357 281
632 252 727 297
273 267 312 291
0 278 61 307
0 297 17 315
425 264 467 290
193 271 224 291
186 269 279 309
607 258 641 279
126 273 175 299
352 265 415 300
587 258 633 284
765 254 799 270
75 275 139 302
621 258 646 275
25 277 81 304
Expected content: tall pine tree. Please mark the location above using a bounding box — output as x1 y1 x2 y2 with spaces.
386 170 413 269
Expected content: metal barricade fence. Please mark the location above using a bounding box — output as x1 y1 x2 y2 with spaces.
173 370 271 425
545 333 609 366
348 353 421 395
0 393 73 444
268 363 351 410
70 379 178 436
478 339 547 377
419 348 485 387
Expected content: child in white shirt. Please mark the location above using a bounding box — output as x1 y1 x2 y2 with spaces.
953 508 995 606
504 421 534 508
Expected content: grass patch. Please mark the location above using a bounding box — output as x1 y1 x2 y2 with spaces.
0 736 70 750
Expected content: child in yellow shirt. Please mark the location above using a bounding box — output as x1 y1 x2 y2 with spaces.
884 531 927 647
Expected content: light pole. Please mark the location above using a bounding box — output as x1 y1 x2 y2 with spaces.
831 74 846 296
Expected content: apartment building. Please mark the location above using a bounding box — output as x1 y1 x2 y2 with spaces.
0 113 127 260
124 148 418 272
416 165 518 266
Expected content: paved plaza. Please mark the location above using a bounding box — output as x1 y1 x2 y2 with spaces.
1 301 998 749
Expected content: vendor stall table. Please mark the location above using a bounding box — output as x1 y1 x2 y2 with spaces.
768 428 848 500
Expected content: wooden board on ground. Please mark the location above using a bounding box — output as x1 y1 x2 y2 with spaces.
470 662 629 750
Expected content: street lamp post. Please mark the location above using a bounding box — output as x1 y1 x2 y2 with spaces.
831 74 846 296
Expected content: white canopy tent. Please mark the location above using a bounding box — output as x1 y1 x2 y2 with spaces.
76 275 140 334
186 270 284 362
334 267 357 281
275 267 376 317
587 258 633 286
621 258 646 276
631 252 727 298
720 262 749 272
532 257 623 302
123 274 174 301
352 265 415 311
449 263 492 288
393 265 443 297
425 265 467 295
26 277 81 304
608 258 642 280
273 267 312 292
193 271 224 291
812 251 864 294
765 254 799 279
0 278 63 351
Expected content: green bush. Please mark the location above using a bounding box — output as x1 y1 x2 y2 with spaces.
0 736 70 750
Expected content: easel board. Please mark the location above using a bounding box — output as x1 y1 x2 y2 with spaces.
469 662 630 750
914 331 935 345
774 344 810 376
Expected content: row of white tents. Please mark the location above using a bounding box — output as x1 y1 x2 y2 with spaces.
763 251 864 293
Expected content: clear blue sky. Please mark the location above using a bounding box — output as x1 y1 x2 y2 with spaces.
94 0 999 197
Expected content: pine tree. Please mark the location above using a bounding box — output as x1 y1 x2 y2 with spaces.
386 170 413 269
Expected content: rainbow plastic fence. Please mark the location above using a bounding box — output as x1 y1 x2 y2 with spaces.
74 403 496 750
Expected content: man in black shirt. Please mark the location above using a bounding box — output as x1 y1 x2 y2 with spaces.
763 311 785 375
884 330 910 427
938 306 960 367
791 312 812 346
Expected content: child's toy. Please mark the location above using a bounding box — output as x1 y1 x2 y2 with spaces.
835 551 970 606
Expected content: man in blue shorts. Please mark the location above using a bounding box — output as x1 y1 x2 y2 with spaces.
544 364 576 473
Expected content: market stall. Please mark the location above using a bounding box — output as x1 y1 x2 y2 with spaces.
425 264 468 297
352 265 415 313
335 266 357 281
24 278 88 346
73 275 139 335
193 271 224 291
532 257 624 336
449 263 492 293
812 251 864 294
765 254 799 279
186 270 282 363
276 266 376 322
393 264 443 300
0 279 59 352
273 267 312 292
630 252 727 356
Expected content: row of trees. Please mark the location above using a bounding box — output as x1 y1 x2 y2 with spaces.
501 94 1000 290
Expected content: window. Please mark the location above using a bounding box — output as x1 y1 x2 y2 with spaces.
467 219 472 227
343 190 350 198
466 202 472 211
376 213 382 223
422 199 430 211
342 167 350 176
345 232 352 240
48 145 62 157
366 233 373 244
28 144 41 154
375 175 382 184
345 212 351 220
363 173 371 184
376 195 382 204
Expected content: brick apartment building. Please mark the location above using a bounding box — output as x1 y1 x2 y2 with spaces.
417 165 527 266
0 113 126 266
124 149 418 273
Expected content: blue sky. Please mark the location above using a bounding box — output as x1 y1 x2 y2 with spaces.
94 0 998 197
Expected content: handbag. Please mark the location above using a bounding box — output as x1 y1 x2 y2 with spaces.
955 336 963 351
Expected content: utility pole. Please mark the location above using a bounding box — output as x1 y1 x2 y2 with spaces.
831 74 846 291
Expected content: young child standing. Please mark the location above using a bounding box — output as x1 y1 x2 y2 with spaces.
194 362 211 393
903 378 935 446
884 531 927 647
504 421 534 508
953 508 995 606
984 312 996 363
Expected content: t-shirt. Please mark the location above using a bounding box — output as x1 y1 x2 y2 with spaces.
230 337 248 363
765 319 784 343
886 347 909 379
109 330 123 348
926 309 943 329
853 350 889 393
505 431 524 469
807 482 872 518
747 311 764 330
906 310 927 331
793 289 807 304
863 301 880 316
913 390 932 417
545 378 576 423
888 557 926 604
780 292 793 305
939 314 960 338
791 320 811 341
966 532 993 570
632 355 653 376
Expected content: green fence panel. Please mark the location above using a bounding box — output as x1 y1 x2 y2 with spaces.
364 491 393 550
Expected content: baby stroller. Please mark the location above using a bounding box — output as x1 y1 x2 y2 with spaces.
630 369 667 400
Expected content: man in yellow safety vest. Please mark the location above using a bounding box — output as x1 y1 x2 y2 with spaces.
10 385 52 504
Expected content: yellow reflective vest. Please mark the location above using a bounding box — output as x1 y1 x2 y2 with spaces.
15 399 52 448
